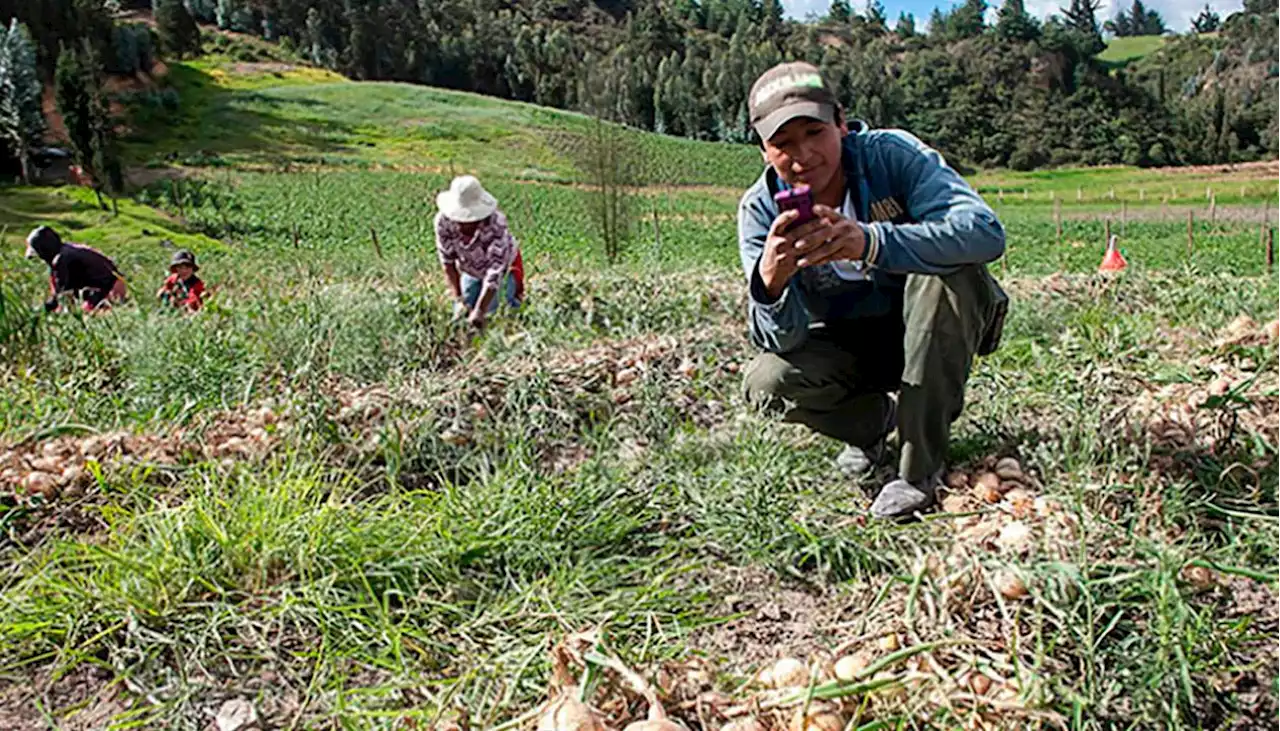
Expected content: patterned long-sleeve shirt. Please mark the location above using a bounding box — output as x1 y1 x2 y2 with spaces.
434 211 519 291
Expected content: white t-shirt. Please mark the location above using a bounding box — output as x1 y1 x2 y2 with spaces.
829 190 868 282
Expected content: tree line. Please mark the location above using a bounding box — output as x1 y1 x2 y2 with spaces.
0 0 1276 179
166 0 1280 167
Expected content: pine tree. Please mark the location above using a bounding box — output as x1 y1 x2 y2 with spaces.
55 45 94 177
1191 4 1220 32
54 43 119 209
996 0 1040 40
947 0 988 38
865 0 888 32
155 0 201 59
0 19 46 182
1060 0 1104 52
893 12 917 37
828 0 853 23
927 7 949 38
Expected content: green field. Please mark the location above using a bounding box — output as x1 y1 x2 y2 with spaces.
1097 34 1170 67
0 56 1277 730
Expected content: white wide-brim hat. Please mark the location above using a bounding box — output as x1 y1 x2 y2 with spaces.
437 175 498 223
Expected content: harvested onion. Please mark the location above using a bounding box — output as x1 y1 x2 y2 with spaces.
770 657 808 688
21 471 59 499
994 570 1028 599
967 672 992 695
834 652 870 682
538 695 605 731
788 702 845 731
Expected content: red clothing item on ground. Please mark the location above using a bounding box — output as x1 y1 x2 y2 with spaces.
159 274 206 311
510 249 525 301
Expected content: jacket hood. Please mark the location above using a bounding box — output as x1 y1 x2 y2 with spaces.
26 226 63 264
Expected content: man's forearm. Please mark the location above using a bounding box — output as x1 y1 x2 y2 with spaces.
443 264 462 300
474 285 497 315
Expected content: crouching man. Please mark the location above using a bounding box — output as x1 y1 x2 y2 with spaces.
738 62 1008 520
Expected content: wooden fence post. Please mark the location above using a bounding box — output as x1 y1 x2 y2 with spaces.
1186 210 1194 258
651 198 662 253
1259 199 1269 252
1055 198 1062 243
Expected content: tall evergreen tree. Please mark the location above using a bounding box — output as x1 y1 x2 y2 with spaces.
865 0 888 32
155 0 201 59
996 0 1041 40
828 0 853 23
1060 0 1105 52
0 19 46 182
895 11 917 37
1191 3 1221 32
947 0 988 38
54 43 119 209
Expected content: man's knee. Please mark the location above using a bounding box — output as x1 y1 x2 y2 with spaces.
743 352 795 404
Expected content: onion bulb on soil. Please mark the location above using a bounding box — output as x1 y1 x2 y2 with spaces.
538 695 606 731
440 426 470 447
770 657 808 688
994 457 1023 481
20 471 58 499
755 665 774 688
967 672 992 695
973 472 1002 503
944 470 969 491
1266 319 1279 342
1181 564 1214 589
721 718 766 731
878 633 900 652
788 702 845 731
834 652 870 682
994 570 1028 599
615 368 640 386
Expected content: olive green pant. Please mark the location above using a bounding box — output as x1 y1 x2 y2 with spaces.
743 265 996 482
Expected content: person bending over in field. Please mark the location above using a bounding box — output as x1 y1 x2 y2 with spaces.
434 175 525 329
738 62 1009 520
156 249 207 312
24 225 127 313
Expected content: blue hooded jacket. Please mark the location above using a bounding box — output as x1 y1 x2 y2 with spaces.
738 122 1005 353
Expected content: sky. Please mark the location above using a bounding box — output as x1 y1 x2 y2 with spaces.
781 0 1243 33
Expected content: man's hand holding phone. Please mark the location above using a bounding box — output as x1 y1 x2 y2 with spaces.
760 196 867 300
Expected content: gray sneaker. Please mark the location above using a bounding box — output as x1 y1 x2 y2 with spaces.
870 468 943 520
835 396 897 476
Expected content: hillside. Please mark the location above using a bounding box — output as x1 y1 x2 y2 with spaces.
125 56 762 189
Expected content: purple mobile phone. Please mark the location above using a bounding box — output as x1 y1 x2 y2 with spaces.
774 185 814 228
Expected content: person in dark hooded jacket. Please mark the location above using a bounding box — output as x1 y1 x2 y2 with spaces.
24 226 127 313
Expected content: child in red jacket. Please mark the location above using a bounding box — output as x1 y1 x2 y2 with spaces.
156 250 207 312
